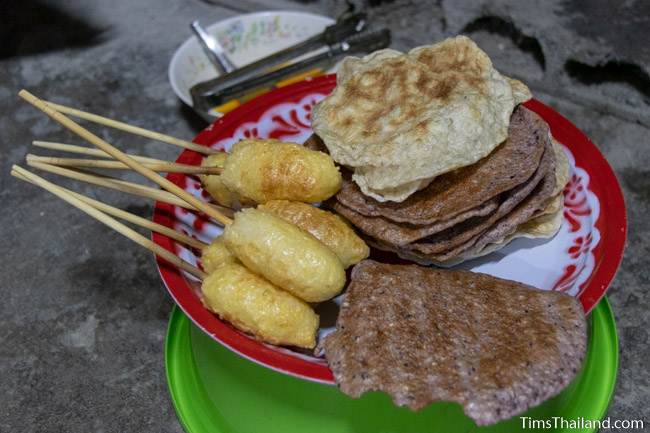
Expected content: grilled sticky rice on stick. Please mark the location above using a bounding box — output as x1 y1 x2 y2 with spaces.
15 90 370 349
13 165 320 349
259 200 369 269
322 260 587 426
199 138 343 208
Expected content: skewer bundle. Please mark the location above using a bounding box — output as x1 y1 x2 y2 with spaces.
13 91 369 349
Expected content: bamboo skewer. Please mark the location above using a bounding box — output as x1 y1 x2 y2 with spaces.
26 154 223 175
33 140 167 163
19 90 232 226
41 100 218 155
12 165 207 279
26 161 234 218
27 160 196 209
14 170 207 250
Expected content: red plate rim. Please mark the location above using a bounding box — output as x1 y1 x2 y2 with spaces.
152 74 627 384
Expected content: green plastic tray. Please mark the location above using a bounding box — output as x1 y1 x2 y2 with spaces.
165 298 618 433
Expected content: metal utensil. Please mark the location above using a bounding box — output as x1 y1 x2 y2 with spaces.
190 20 236 75
190 11 366 103
191 28 391 115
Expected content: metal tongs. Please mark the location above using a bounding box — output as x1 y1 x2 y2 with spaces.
190 20 236 75
190 11 391 117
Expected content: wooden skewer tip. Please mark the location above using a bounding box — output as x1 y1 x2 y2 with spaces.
11 165 206 279
19 90 232 226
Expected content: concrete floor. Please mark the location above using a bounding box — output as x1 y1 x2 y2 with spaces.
1 0 648 431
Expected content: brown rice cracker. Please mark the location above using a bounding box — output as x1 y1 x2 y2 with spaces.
332 197 499 246
403 139 556 259
323 260 587 426
335 106 547 225
353 138 554 260
461 161 559 255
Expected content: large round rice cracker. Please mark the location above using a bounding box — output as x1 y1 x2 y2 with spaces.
415 198 564 268
312 36 531 202
436 138 569 264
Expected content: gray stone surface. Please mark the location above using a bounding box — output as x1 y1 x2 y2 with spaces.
1 0 647 431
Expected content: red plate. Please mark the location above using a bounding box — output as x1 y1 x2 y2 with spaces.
152 75 626 384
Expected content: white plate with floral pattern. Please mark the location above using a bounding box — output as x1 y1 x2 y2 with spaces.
168 11 334 116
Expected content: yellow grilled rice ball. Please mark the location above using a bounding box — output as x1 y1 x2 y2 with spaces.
259 200 369 268
221 139 342 204
223 208 346 302
200 153 239 208
201 263 319 348
201 237 239 274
